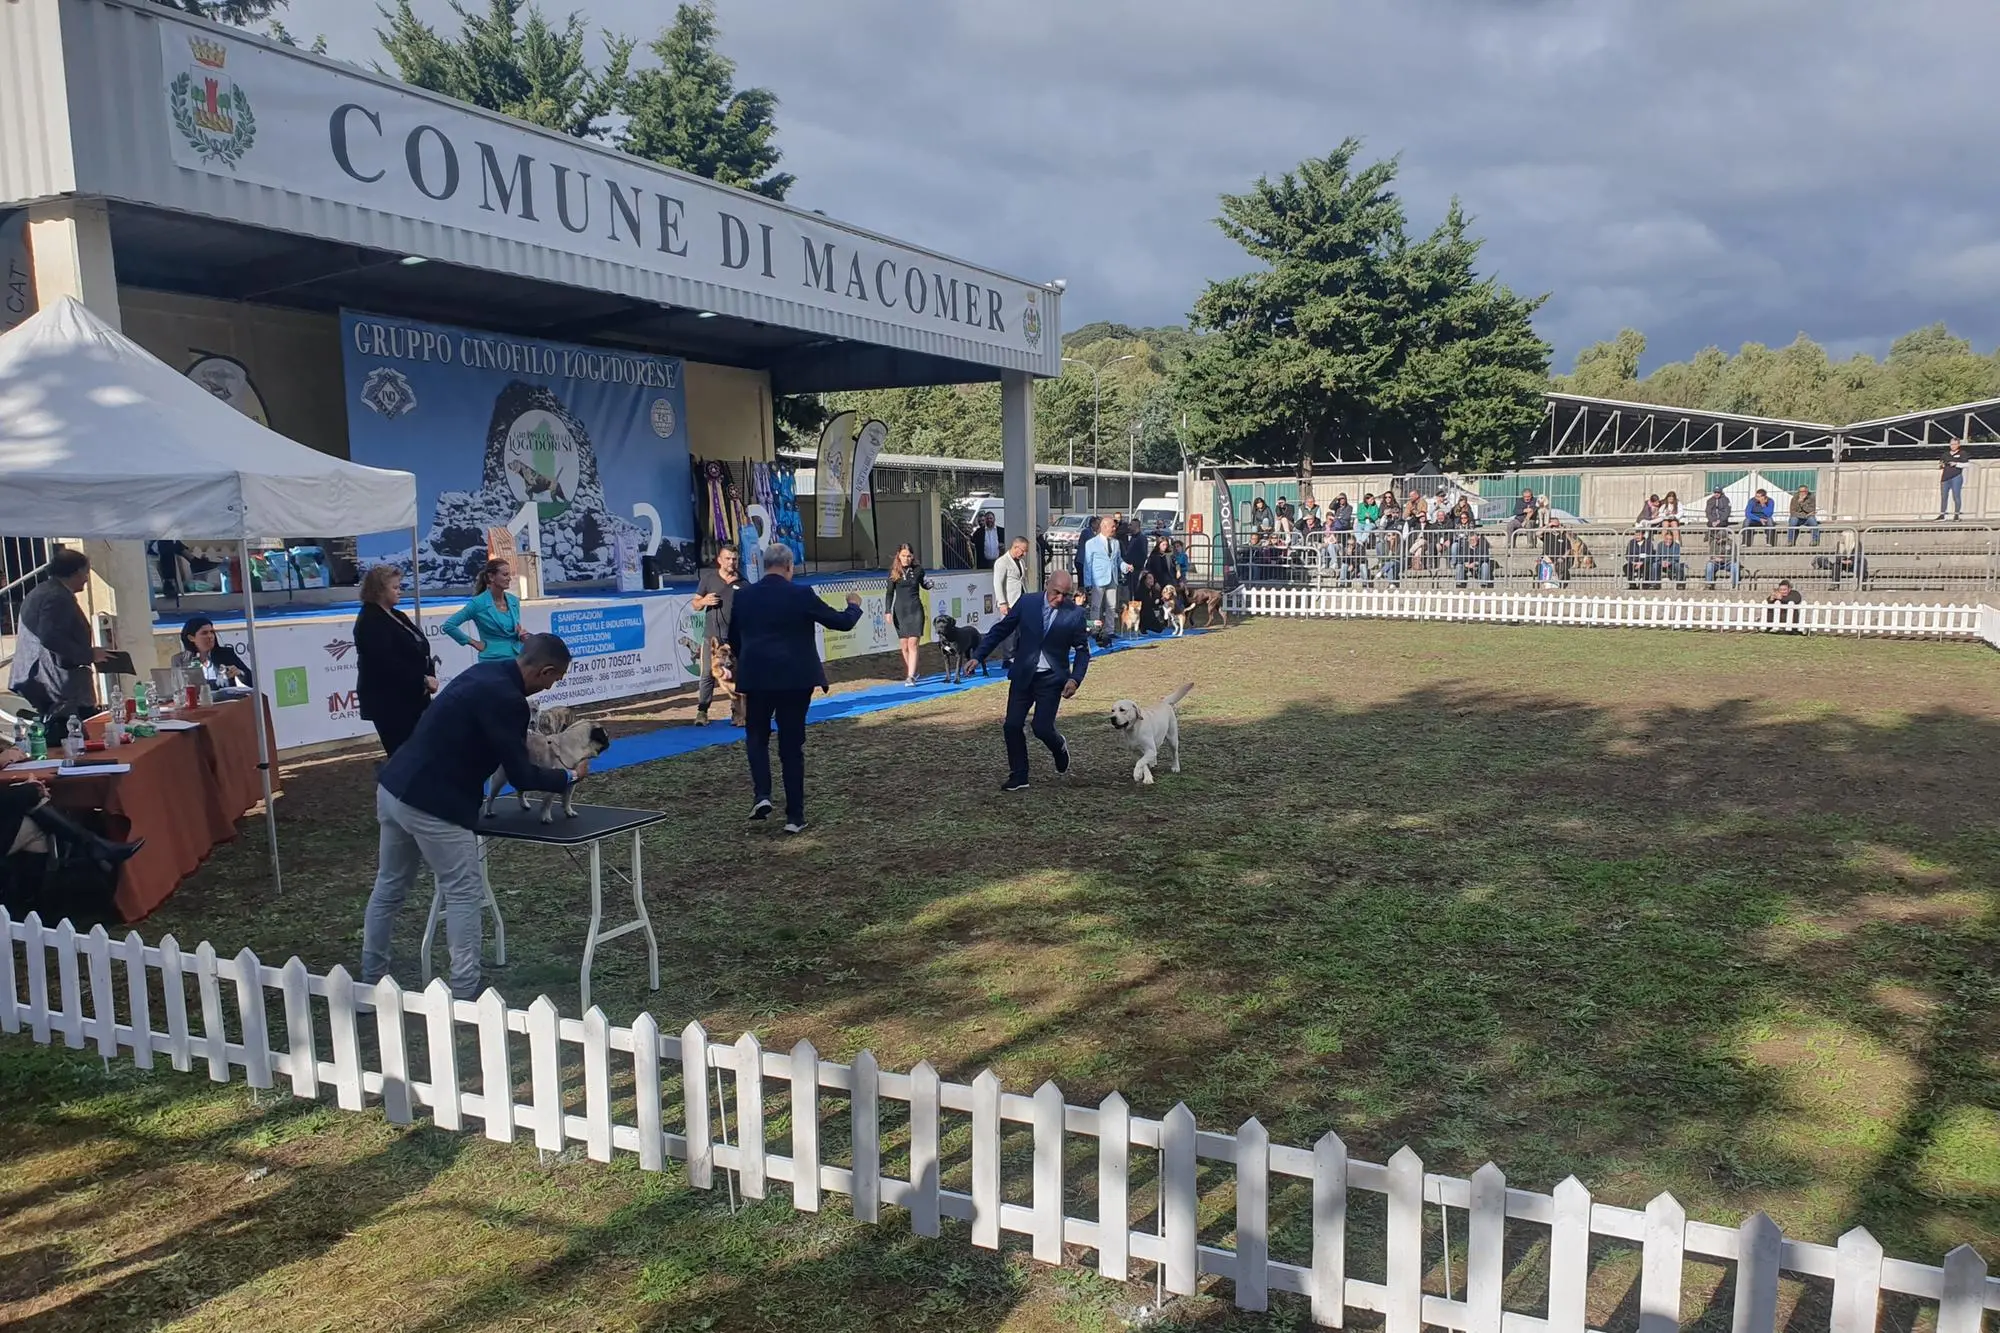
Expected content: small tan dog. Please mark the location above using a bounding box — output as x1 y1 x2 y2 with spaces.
484 705 611 822
1108 683 1193 785
1119 598 1142 635
709 642 747 727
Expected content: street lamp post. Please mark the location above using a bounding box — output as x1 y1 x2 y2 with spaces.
1060 353 1136 514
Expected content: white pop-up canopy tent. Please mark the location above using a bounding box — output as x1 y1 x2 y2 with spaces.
0 296 419 891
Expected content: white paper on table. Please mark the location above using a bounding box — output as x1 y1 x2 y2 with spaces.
3 759 63 772
151 720 201 731
56 763 131 775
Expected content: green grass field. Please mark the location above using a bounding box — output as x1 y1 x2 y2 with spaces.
3 618 1997 1332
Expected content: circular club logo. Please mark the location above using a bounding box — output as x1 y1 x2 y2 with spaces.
187 354 270 426
502 409 580 519
649 397 678 439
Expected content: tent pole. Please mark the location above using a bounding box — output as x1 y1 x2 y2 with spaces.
408 524 422 629
240 538 282 893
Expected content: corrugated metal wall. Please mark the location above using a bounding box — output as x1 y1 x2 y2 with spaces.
9 0 1063 380
0 0 79 204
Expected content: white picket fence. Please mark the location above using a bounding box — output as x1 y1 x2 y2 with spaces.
4 908 1997 1331
1224 586 1991 640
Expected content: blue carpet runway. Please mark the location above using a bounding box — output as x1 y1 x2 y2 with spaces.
587 628 1206 775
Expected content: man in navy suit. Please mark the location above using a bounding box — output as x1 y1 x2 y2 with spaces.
726 544 865 832
972 569 1091 792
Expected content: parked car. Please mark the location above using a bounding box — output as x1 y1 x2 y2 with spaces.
1039 514 1092 571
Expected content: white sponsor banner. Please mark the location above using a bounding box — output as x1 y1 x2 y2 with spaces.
156 25 1048 363
204 593 701 751
811 571 999 662
850 418 888 547
816 411 856 540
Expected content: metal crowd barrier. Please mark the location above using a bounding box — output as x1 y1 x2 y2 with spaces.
1225 523 2000 596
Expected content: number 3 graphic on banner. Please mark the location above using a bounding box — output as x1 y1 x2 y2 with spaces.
631 503 662 555
745 504 783 558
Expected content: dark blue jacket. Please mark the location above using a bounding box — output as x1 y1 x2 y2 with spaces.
379 659 570 829
974 594 1092 687
727 574 864 693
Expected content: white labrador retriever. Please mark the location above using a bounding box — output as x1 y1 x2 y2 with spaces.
484 705 612 822
1108 683 1193 785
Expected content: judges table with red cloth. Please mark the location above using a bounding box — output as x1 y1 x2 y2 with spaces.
46 698 279 922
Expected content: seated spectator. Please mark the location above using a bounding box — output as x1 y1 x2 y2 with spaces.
1537 513 1588 585
1623 530 1657 588
1249 497 1275 536
1659 491 1683 525
1273 496 1294 532
1704 486 1732 530
1355 492 1381 532
1656 520 1687 586
1743 488 1776 544
1457 530 1495 587
1635 494 1662 529
1766 579 1803 631
1704 539 1740 589
1787 485 1820 547
1328 494 1354 532
1300 497 1322 529
1506 488 1539 545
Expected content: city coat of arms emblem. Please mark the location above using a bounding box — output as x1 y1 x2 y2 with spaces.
169 37 257 168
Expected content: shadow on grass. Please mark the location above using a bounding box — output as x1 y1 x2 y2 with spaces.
12 623 1997 1329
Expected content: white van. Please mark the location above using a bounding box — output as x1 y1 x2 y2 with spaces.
1133 494 1183 531
952 493 1007 526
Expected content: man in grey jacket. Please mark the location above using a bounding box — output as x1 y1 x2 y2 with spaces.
13 549 111 714
991 535 1030 670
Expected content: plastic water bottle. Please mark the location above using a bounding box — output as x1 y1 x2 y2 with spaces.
28 717 46 760
62 715 84 764
134 682 152 724
108 682 123 722
11 714 25 752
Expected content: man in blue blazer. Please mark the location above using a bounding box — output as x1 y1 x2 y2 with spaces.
726 545 865 832
972 569 1091 792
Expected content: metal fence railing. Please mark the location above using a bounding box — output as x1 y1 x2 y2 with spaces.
1221 524 2000 596
0 535 51 638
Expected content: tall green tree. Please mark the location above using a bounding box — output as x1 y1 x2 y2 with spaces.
617 2 793 200
1177 140 1549 472
150 0 286 23
376 0 632 141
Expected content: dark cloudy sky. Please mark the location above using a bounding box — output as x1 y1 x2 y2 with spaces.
283 0 1995 372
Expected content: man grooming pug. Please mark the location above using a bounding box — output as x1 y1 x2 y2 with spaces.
362 633 588 1000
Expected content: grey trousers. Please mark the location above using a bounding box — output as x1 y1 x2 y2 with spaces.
362 785 485 999
1085 584 1119 630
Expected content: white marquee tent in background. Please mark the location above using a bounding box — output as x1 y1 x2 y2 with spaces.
0 296 419 889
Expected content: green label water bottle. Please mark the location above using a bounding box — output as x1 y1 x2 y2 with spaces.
28 718 46 760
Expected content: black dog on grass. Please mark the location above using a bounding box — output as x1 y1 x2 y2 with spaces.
933 614 987 685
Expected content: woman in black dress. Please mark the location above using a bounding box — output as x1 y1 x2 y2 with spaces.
353 564 438 758
884 543 932 686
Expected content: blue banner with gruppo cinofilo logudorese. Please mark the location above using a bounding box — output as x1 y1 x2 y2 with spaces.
340 309 696 588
